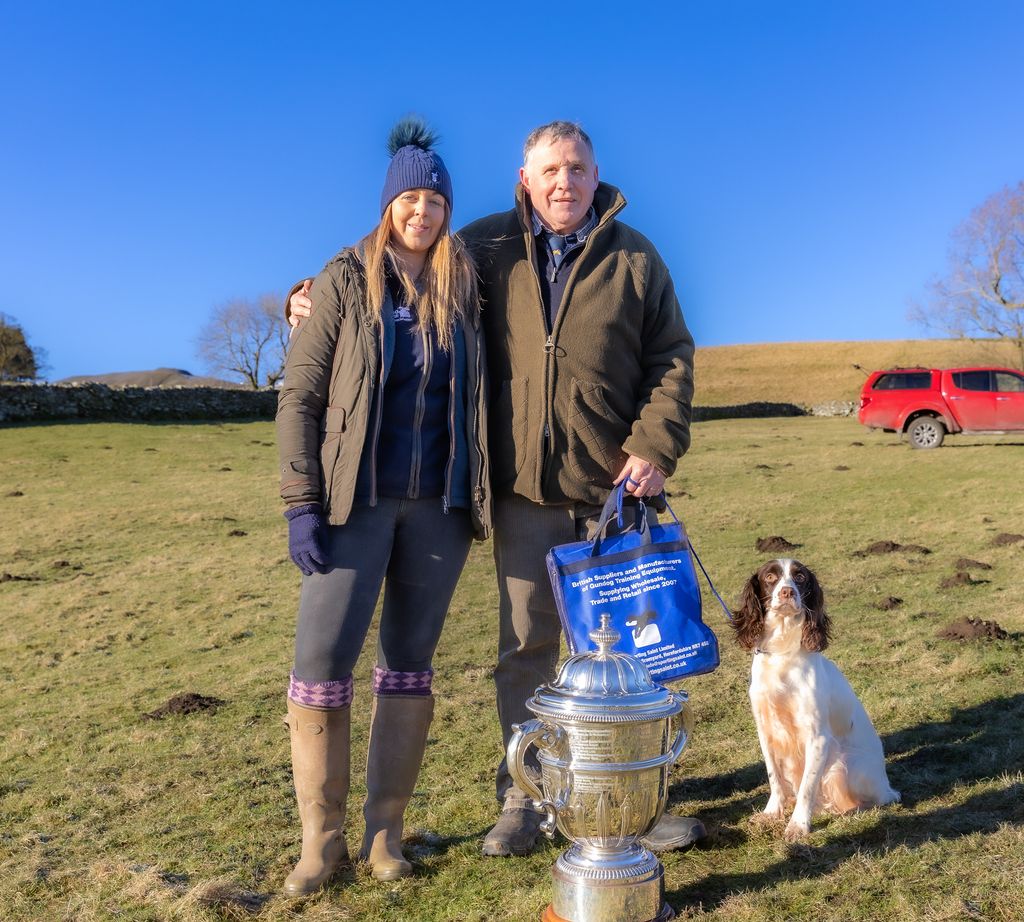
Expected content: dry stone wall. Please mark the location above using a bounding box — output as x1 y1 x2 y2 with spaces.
0 382 278 423
0 384 855 425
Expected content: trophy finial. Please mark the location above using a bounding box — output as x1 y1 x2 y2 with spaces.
590 614 620 654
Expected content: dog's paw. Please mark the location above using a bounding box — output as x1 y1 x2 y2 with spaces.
784 819 810 842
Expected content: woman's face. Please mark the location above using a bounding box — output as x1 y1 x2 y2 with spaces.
389 188 446 255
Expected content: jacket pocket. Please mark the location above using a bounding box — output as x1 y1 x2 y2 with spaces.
493 377 529 485
567 379 629 486
319 406 347 505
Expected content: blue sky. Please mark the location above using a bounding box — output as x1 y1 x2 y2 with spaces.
2 1 1022 381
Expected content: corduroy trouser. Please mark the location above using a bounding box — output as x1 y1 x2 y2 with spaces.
491 492 654 802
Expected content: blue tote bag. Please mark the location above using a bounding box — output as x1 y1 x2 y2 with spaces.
546 483 731 683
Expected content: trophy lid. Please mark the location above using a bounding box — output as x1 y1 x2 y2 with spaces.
527 615 684 723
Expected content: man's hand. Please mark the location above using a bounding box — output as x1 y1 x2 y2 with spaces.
286 279 314 329
613 455 666 498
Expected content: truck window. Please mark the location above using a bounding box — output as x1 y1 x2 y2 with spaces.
873 372 932 390
952 371 993 391
995 371 1024 393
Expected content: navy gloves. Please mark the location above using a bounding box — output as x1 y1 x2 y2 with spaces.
284 504 329 575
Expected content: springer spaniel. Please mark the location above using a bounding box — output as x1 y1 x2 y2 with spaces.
733 559 900 840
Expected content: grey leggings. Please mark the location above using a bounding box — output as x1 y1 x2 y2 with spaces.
292 497 474 681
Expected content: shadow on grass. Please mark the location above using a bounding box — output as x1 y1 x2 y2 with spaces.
667 694 1024 912
669 782 1024 911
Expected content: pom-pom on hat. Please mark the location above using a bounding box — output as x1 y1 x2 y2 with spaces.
380 116 453 215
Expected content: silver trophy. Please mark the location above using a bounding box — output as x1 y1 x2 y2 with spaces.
507 614 692 922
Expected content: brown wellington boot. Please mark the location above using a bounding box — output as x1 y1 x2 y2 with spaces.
359 695 434 881
282 699 351 896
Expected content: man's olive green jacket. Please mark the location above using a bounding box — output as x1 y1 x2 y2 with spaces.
276 249 491 538
460 182 695 507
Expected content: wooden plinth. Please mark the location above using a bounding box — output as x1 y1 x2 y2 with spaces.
541 903 675 922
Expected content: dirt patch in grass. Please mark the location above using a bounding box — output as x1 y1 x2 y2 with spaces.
993 533 1024 546
226 529 247 537
876 596 903 610
6 489 24 497
52 559 83 571
954 557 993 570
939 571 987 589
834 465 850 471
0 572 41 583
144 693 225 720
187 880 270 915
854 540 932 557
937 618 1009 641
756 536 801 553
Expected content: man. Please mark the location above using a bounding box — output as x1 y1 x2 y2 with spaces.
287 121 702 857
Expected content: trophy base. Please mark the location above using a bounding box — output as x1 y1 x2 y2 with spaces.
549 844 666 922
541 903 675 922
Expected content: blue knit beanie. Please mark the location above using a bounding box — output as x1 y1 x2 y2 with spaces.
380 116 453 215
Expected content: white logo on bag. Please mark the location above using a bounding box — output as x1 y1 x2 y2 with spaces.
393 305 413 322
625 610 662 648
633 623 662 647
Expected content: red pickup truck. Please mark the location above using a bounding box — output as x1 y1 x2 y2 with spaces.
858 366 1024 448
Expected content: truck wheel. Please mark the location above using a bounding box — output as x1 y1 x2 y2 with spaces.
907 416 945 449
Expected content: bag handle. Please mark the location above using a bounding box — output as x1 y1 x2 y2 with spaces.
594 484 733 623
590 483 650 556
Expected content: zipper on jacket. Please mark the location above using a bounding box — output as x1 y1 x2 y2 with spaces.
369 331 385 507
527 233 554 492
442 327 457 516
472 325 486 515
408 323 431 499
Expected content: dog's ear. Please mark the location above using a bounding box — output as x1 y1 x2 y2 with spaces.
800 570 832 652
732 572 765 650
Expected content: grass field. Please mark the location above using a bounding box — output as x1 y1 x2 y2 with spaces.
1 416 1022 921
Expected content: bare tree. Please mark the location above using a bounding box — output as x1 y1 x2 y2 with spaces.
0 313 42 381
912 181 1024 369
196 294 288 388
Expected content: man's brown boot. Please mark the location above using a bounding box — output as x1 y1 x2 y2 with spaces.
282 699 351 896
481 795 544 857
359 695 434 881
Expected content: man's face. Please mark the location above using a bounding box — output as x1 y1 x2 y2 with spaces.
520 137 599 234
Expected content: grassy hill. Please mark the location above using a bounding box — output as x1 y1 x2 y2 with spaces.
693 338 1022 406
56 368 243 388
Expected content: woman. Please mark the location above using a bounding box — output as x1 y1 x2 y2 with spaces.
275 117 490 894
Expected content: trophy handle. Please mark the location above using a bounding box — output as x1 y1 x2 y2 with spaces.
507 719 564 838
668 691 693 763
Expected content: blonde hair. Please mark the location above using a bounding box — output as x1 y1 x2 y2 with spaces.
359 202 478 352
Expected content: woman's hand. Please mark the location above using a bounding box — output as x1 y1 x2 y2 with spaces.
284 504 329 575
